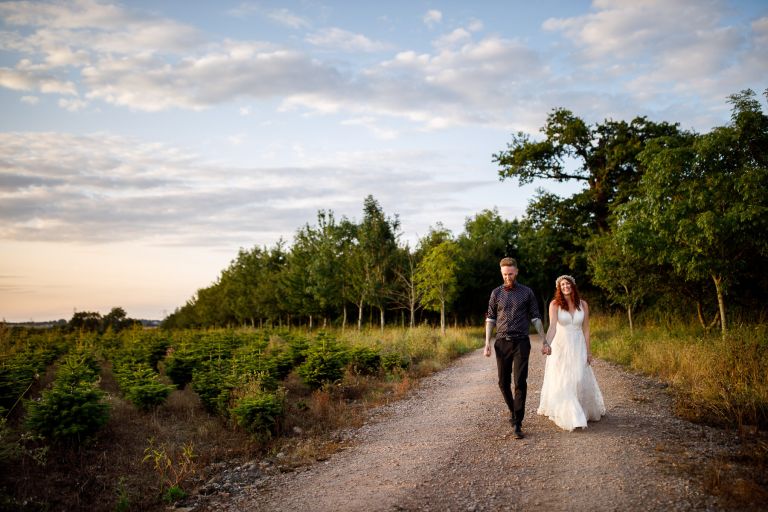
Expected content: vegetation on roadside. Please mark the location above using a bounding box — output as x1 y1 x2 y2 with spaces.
591 316 768 508
0 324 482 511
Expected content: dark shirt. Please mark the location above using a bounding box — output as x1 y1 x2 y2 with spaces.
486 282 541 338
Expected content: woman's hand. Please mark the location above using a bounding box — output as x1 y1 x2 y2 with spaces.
587 353 593 365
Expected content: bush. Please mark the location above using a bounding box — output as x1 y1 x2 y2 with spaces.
164 351 197 389
25 381 109 443
297 335 349 389
191 359 233 415
380 352 409 373
230 389 284 438
122 365 175 411
348 346 381 375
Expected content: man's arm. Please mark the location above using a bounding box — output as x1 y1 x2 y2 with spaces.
484 318 495 357
484 289 497 357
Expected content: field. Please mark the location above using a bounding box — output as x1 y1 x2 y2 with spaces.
0 325 482 511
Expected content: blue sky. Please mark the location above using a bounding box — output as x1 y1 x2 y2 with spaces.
0 0 766 322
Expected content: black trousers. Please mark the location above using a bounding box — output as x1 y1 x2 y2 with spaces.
494 336 531 426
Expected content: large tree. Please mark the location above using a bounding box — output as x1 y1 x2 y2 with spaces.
493 108 680 231
621 89 768 336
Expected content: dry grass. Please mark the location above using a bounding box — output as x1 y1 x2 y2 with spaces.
591 315 768 508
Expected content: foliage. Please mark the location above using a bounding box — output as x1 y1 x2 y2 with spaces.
493 107 681 231
297 334 349 389
592 317 768 428
347 345 382 375
142 439 197 498
230 388 285 439
415 240 461 334
113 359 174 412
617 88 768 335
25 353 109 443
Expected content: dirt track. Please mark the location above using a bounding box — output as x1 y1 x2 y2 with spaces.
194 336 740 511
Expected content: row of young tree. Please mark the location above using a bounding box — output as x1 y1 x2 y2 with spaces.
164 89 768 335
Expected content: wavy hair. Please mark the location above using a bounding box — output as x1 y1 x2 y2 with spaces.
553 276 581 310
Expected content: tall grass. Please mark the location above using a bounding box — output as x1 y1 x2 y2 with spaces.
591 315 768 429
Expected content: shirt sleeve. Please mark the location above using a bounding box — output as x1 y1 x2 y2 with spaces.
486 288 498 321
528 288 541 320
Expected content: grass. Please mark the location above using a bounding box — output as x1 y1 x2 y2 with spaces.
590 314 768 508
0 326 484 511
590 316 768 429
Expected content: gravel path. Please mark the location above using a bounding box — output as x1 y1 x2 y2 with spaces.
193 336 740 511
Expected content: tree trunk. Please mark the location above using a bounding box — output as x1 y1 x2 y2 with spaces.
712 273 727 338
379 307 385 332
440 300 446 336
342 304 348 331
308 314 313 330
626 305 633 334
357 297 364 331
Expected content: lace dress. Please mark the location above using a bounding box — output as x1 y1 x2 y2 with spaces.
537 306 606 431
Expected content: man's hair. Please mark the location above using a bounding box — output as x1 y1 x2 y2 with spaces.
499 257 518 268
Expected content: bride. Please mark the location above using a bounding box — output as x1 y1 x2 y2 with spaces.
537 275 605 431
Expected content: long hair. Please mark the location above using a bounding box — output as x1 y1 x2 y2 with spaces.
553 276 581 310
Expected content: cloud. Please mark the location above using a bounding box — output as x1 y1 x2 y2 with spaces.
266 8 311 29
423 10 442 28
0 132 489 247
1 0 761 132
21 95 39 105
340 117 399 139
542 0 765 114
306 27 391 52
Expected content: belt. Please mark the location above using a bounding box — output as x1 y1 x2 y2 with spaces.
501 334 529 341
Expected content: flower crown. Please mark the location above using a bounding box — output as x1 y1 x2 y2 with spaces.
556 275 576 286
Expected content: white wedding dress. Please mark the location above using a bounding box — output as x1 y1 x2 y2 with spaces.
537 306 606 431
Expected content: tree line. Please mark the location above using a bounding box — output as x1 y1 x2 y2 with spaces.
164 89 768 336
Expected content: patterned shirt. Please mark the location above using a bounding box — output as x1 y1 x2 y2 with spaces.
486 282 541 338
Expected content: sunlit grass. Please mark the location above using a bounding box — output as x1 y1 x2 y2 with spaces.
591 315 768 428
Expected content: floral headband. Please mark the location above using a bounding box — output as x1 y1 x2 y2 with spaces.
556 275 576 286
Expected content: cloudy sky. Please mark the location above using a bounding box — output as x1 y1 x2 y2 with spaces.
1 0 766 322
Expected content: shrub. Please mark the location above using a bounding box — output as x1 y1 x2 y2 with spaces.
25 381 109 443
380 352 409 373
297 335 349 390
164 351 197 388
191 359 233 415
122 365 175 411
348 345 381 375
0 353 41 411
230 389 284 438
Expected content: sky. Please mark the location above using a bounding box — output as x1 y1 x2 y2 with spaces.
0 0 766 322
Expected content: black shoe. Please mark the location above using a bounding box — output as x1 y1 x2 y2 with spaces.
513 424 524 439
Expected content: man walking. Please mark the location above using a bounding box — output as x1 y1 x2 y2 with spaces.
484 257 549 439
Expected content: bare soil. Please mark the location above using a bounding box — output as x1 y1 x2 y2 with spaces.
189 337 762 512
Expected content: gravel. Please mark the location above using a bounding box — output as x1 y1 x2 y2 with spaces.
188 336 742 512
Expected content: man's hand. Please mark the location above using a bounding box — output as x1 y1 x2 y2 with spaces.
484 343 492 357
541 344 552 356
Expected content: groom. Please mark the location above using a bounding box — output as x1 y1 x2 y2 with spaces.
484 257 549 439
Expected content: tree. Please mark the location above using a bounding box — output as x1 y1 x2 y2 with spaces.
493 108 680 231
349 196 400 330
390 245 423 328
68 311 102 332
455 209 518 322
626 89 768 336
415 240 461 335
586 232 659 333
